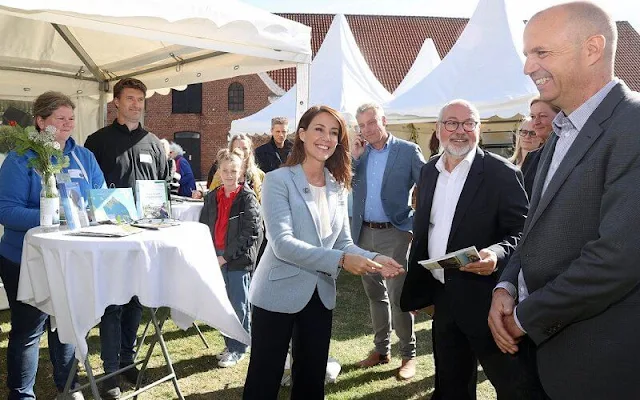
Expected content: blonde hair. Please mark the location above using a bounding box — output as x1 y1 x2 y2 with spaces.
509 117 532 165
217 148 244 166
229 133 263 191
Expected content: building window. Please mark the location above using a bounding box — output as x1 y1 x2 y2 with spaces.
228 82 244 112
172 83 202 114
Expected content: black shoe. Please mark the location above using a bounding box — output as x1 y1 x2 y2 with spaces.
120 364 141 386
100 376 121 399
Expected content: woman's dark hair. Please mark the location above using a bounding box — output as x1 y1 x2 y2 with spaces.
284 105 352 189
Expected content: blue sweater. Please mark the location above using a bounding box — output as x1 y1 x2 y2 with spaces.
176 156 196 197
0 137 106 263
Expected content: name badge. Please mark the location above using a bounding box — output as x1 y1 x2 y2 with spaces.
56 172 72 183
67 169 84 180
139 153 153 164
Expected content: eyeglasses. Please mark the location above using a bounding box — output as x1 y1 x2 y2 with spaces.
518 130 537 137
441 120 478 133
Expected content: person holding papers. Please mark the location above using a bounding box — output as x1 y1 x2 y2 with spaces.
400 100 544 399
84 78 168 399
0 91 105 399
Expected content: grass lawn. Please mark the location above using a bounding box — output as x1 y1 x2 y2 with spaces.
0 273 497 399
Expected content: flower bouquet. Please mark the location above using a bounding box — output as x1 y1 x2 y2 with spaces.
0 121 70 228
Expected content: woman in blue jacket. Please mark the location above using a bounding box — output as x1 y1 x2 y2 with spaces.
0 91 105 399
168 142 196 197
243 105 405 399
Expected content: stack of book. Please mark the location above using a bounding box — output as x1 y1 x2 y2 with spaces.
80 181 180 237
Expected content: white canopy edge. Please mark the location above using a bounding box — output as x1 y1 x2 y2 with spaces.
0 1 311 64
0 0 312 142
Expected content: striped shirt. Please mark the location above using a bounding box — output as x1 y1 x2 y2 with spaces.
541 79 619 195
501 79 619 333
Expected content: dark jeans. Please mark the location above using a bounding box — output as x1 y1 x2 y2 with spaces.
99 297 143 373
0 256 78 399
221 265 251 354
243 290 332 400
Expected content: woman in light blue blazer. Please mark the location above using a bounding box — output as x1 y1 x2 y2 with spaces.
243 105 404 399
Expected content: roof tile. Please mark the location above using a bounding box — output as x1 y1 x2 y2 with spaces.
267 14 640 93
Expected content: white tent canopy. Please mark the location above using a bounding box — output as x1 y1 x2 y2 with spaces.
230 14 392 136
392 39 441 98
385 0 538 123
0 0 312 142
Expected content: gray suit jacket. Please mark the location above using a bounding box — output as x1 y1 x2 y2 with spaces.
350 134 425 241
250 164 376 313
500 82 640 399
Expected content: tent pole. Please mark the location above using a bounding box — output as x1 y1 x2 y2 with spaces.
52 24 107 83
98 81 110 129
98 92 107 129
295 63 310 125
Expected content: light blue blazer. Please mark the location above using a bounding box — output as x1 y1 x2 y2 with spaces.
350 134 425 241
250 164 377 313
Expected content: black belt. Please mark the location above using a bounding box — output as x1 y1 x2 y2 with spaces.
363 221 393 229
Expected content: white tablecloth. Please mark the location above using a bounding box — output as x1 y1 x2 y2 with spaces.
18 222 249 361
171 202 204 222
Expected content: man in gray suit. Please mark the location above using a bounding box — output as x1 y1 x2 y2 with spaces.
489 2 640 399
351 103 425 380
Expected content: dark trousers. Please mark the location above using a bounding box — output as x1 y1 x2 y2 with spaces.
519 337 552 400
433 288 546 400
99 297 143 373
0 256 77 398
243 290 332 400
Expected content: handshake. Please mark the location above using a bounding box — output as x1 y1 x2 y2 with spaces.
342 253 405 279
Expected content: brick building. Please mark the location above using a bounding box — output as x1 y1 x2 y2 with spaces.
114 14 640 180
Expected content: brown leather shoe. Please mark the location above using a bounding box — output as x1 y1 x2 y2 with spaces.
397 358 417 380
358 351 390 368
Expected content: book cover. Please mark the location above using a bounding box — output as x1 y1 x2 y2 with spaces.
135 180 171 219
89 188 138 223
58 182 89 230
418 246 481 270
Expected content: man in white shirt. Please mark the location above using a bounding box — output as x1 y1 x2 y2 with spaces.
401 100 542 399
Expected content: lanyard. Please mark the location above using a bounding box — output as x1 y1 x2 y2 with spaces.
69 150 89 184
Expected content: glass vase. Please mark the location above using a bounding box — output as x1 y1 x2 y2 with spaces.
40 173 60 230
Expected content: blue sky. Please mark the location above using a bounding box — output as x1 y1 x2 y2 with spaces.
243 0 639 32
